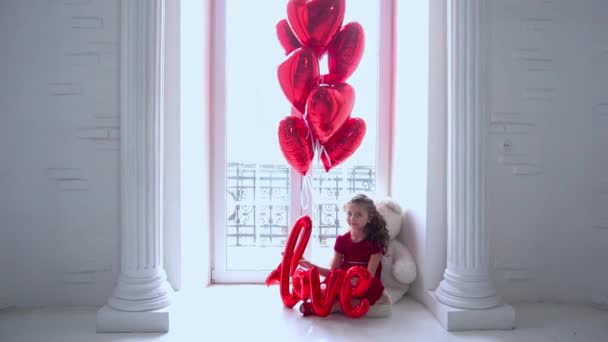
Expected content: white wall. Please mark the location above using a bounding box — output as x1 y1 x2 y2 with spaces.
486 0 608 306
0 0 120 307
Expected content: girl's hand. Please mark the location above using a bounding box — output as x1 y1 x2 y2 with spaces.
298 259 315 269
280 252 314 269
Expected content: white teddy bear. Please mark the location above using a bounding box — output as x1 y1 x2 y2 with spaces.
377 198 417 304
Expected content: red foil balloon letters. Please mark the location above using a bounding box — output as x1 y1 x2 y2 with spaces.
266 216 372 318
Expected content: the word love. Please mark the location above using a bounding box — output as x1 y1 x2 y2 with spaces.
266 216 372 318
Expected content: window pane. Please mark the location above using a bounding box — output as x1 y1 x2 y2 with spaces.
225 2 288 271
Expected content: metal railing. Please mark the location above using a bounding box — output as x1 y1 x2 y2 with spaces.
226 163 376 247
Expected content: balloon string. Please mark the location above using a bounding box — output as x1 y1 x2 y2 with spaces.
319 144 331 170
300 172 313 211
313 139 321 162
301 112 326 169
299 112 315 211
304 124 311 141
302 112 312 141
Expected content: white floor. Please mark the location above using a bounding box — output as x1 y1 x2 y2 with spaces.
1 285 608 342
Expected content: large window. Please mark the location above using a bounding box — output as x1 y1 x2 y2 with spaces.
211 0 392 283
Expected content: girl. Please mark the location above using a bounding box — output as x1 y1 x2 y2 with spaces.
298 194 391 316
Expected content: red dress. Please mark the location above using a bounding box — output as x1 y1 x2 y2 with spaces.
334 232 385 305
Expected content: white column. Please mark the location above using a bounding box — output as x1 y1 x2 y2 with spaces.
97 0 172 333
427 0 514 331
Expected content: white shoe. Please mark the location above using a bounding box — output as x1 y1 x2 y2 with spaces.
366 302 391 318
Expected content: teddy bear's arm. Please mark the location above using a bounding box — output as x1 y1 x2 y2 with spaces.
391 240 417 284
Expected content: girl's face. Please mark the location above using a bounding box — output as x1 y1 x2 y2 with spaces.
346 203 370 231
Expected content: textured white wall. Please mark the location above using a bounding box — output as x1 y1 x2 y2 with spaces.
0 0 120 307
486 0 608 306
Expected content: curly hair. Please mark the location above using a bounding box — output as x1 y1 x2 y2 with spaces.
345 194 390 253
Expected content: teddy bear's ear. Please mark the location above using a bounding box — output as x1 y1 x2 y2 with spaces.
376 198 403 216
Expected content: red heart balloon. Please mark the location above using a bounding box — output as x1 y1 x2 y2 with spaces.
276 19 301 55
278 48 320 115
286 0 345 55
321 118 366 172
326 22 365 84
278 116 314 175
305 83 355 144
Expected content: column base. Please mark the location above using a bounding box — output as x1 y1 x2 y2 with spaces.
96 305 170 333
426 291 515 331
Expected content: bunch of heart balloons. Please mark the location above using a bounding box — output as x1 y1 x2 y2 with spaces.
276 0 366 176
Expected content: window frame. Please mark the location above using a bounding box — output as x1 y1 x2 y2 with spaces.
210 0 395 283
